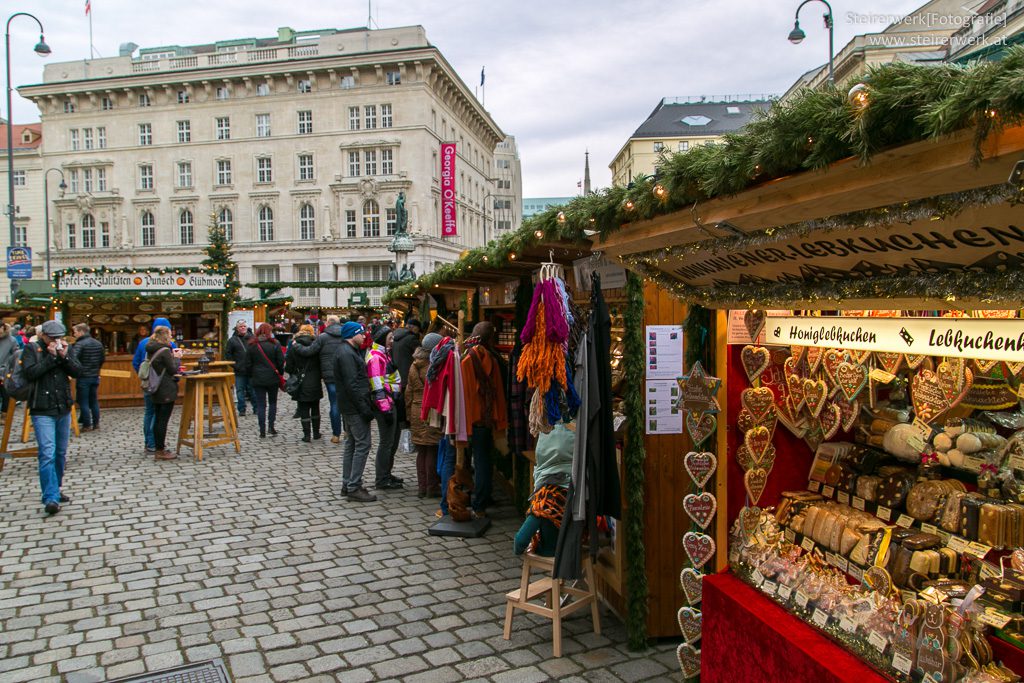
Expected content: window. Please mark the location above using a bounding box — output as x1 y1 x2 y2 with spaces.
297 110 313 135
254 265 279 282
678 141 690 152
497 219 512 231
177 120 191 143
217 208 233 241
362 199 380 237
381 149 393 175
295 264 319 297
257 157 273 183
70 129 80 151
216 116 230 140
139 123 152 146
256 114 270 137
96 168 107 192
82 214 96 248
298 154 314 181
345 209 357 238
298 79 312 93
177 89 190 104
364 105 377 130
350 263 388 306
386 70 401 85
138 92 151 107
653 141 665 152
348 106 360 131
64 100 76 113
83 128 94 150
299 204 315 240
258 206 274 241
68 170 79 193
256 83 270 97
364 150 377 176
100 221 110 248
216 159 232 186
340 75 355 89
139 164 154 190
97 127 106 149
381 104 392 128
497 179 511 190
216 86 230 100
348 151 360 177
83 169 93 193
141 211 156 246
101 96 113 111
496 159 510 169
13 225 27 246
12 171 25 187
66 222 76 249
177 161 193 188
386 208 397 236
179 209 194 244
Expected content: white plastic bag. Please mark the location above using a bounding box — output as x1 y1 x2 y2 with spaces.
399 428 415 454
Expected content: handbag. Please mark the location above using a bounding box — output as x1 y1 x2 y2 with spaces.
284 371 303 397
254 340 286 391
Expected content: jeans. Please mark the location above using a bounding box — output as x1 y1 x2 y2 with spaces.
152 402 175 451
325 382 341 437
341 413 373 491
143 393 157 450
470 424 494 512
76 377 101 428
33 412 71 504
437 437 455 515
253 385 278 433
374 407 400 486
234 375 257 414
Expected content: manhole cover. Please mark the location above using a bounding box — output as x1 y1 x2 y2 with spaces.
107 659 231 683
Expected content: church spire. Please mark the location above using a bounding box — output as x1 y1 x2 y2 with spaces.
584 149 592 196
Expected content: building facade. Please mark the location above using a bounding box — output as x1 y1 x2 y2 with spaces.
522 197 572 219
0 123 44 296
491 135 522 238
17 25 518 307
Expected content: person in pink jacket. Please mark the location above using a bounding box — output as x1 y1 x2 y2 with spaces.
367 326 403 489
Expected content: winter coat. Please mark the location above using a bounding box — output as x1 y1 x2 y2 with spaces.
284 334 323 402
70 333 106 379
366 343 400 412
461 345 508 431
0 334 18 370
290 323 346 384
405 357 442 446
333 341 373 418
20 340 82 416
391 328 419 385
244 339 285 390
146 341 180 405
225 329 253 376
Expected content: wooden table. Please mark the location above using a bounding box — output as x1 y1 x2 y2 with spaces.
176 372 240 461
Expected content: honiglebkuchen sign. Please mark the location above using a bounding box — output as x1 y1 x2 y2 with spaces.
58 272 227 291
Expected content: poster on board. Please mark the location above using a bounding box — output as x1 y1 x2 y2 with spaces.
645 379 683 434
645 325 684 380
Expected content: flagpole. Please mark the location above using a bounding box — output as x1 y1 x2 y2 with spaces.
87 1 94 58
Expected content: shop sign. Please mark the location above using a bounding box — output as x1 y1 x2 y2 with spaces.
349 292 368 306
6 247 32 279
440 142 457 237
572 256 627 292
766 315 1024 363
203 302 224 311
57 271 227 291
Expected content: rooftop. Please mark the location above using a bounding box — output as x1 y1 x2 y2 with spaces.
631 98 774 139
0 123 42 152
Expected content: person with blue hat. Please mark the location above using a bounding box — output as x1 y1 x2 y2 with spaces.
333 321 377 502
132 317 178 454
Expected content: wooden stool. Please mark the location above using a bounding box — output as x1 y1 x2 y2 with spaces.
176 372 240 461
18 403 80 443
503 552 601 657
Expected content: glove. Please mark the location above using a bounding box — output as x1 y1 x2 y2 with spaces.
375 397 393 413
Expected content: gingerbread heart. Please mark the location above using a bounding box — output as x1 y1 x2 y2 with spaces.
737 408 756 434
683 531 716 569
905 353 928 370
686 411 716 446
835 395 860 432
741 345 771 384
736 444 755 472
804 424 824 452
751 445 776 473
876 351 904 374
836 361 869 401
784 355 804 384
677 643 701 679
684 451 716 488
744 467 769 506
790 345 805 365
802 378 829 418
744 309 766 341
741 387 775 421
680 567 703 605
786 374 806 413
683 492 717 530
911 369 952 423
851 348 872 364
819 401 842 440
937 359 972 408
974 358 999 375
678 607 702 645
1006 361 1024 378
739 506 762 535
744 425 772 461
805 346 823 373
822 348 851 385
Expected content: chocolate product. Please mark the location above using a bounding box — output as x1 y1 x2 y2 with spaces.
877 471 916 508
855 475 882 502
906 480 948 523
961 494 987 540
979 504 1000 547
902 533 942 551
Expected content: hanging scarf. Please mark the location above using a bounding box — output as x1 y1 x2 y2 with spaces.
428 336 455 382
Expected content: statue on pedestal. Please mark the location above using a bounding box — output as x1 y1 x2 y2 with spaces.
396 191 408 234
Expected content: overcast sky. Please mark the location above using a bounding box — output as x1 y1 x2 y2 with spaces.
8 0 931 196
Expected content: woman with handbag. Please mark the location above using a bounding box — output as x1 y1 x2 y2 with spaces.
285 324 322 443
146 325 182 461
243 322 285 438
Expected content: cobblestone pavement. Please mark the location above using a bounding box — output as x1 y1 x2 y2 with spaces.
0 405 679 682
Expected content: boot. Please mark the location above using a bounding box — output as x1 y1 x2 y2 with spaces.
268 416 277 436
311 415 322 440
301 419 312 443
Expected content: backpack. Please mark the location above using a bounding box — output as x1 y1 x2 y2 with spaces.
3 345 36 401
139 347 168 395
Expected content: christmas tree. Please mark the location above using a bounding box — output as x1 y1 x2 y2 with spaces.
201 211 240 301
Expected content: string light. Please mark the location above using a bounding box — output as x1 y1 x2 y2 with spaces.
624 199 635 211
557 211 566 224
848 83 870 109
653 183 668 200
534 229 544 239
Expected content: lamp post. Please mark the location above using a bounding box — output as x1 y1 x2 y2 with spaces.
5 11 50 300
788 0 834 86
43 167 65 280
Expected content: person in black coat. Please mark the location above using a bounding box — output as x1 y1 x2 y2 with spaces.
390 319 420 428
225 320 256 416
243 322 285 438
70 323 106 431
285 325 323 442
289 315 346 442
146 326 182 461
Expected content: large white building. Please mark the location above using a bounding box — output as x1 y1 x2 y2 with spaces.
16 25 519 307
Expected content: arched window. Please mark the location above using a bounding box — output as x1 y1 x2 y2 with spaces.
258 205 274 241
141 211 155 247
179 209 194 245
81 214 96 249
299 203 315 241
217 208 233 242
362 199 380 237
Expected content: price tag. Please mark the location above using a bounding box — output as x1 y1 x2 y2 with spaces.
979 562 1000 581
947 536 969 554
849 565 865 582
763 580 778 597
835 556 849 573
870 368 896 384
795 591 810 609
752 570 766 587
778 584 793 601
825 552 837 567
1010 452 1024 471
962 455 985 473
801 537 816 552
967 541 992 559
901 590 918 604
812 609 829 628
808 481 822 493
785 528 796 544
876 506 892 522
978 610 1013 629
892 652 913 675
839 616 856 634
852 496 866 511
822 486 835 498
921 523 939 535
896 514 915 528
837 491 850 505
868 631 888 654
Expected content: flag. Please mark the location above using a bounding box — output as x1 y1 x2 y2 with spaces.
577 180 582 189
85 0 91 14
480 67 485 87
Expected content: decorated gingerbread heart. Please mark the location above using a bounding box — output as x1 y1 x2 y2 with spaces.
680 567 703 605
739 506 762 536
744 425 772 462
677 607 702 645
683 531 716 569
822 348 851 385
683 451 716 488
905 353 928 370
974 357 999 375
803 423 824 452
741 387 775 421
736 444 755 472
912 369 951 423
677 643 701 679
875 351 904 374
741 345 771 384
686 411 717 446
805 346 823 373
834 394 860 432
850 348 872 365
744 467 769 506
835 361 869 401
1006 360 1024 378
784 355 802 381
786 374 806 413
937 359 973 408
802 378 829 418
819 400 842 440
790 345 805 365
743 309 766 341
683 492 717 530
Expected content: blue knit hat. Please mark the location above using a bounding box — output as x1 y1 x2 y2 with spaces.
340 321 364 339
152 317 171 331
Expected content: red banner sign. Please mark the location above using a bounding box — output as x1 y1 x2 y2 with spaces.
440 142 457 237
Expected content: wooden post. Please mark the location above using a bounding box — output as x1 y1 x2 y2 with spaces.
714 309 730 572
456 305 466 469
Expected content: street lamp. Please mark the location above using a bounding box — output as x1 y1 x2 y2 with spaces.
43 167 65 280
6 11 51 299
788 0 834 85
